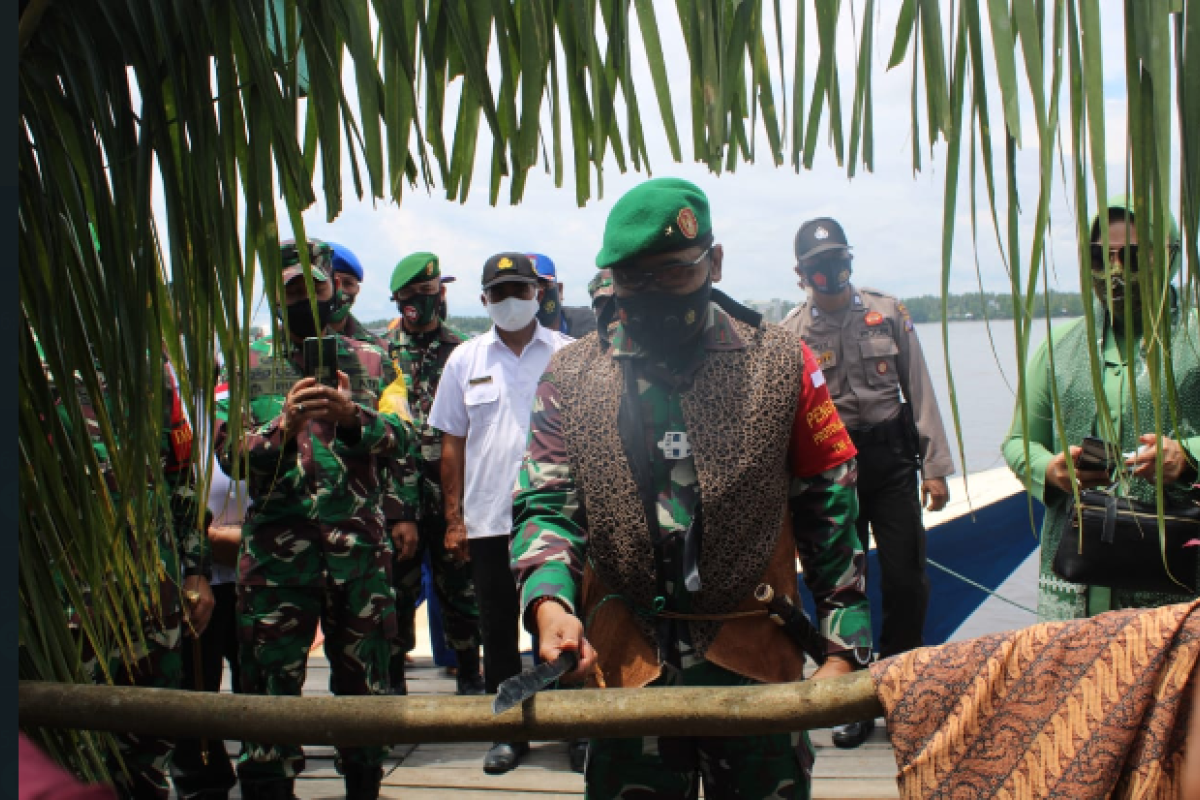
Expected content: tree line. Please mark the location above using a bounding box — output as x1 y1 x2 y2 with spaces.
364 293 1085 335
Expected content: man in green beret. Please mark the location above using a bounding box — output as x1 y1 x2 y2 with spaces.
511 177 872 798
383 252 484 696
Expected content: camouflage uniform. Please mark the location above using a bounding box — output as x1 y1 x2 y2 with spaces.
43 344 207 799
214 333 412 784
512 307 871 800
383 321 481 662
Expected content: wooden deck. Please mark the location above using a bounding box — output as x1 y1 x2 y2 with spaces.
212 652 899 799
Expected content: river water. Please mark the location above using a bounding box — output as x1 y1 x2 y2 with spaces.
911 318 1070 476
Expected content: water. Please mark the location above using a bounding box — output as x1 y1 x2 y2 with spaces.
911 319 1071 476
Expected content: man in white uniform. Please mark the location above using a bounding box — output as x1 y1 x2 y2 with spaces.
429 252 573 775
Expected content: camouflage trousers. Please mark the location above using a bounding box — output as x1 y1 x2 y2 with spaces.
236 572 397 783
584 660 814 800
79 580 183 800
391 515 480 662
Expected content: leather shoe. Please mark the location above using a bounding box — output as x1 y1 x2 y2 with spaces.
831 718 875 749
567 739 588 774
482 742 529 775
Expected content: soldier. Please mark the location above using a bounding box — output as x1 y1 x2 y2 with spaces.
384 251 484 696
325 242 382 346
587 268 614 328
529 252 599 337
512 178 872 798
39 335 213 799
214 240 412 800
780 217 953 749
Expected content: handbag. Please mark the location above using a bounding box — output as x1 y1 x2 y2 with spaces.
1052 489 1200 594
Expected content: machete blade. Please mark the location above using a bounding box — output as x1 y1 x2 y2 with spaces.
492 650 579 715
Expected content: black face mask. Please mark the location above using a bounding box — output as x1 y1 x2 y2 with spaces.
537 285 562 329
800 255 853 295
282 293 341 340
396 294 440 329
614 279 712 355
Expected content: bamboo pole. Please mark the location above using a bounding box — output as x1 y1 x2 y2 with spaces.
19 672 882 746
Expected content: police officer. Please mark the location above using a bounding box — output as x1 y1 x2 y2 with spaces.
384 252 484 697
214 240 412 800
781 217 953 749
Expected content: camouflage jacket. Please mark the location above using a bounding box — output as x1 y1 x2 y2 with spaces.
513 306 872 665
214 334 412 587
339 313 419 522
38 342 208 582
384 321 467 518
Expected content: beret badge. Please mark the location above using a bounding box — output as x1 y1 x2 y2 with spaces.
677 207 699 239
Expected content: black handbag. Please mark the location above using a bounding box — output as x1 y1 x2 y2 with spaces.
1052 490 1200 594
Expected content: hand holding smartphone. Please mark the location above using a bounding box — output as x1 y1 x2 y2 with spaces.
303 336 340 388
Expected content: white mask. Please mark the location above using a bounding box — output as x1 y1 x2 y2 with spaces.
486 295 539 332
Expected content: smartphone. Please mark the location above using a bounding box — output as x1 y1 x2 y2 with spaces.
303 336 340 388
1077 435 1119 472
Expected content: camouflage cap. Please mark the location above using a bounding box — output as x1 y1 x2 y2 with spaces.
391 252 441 293
280 239 332 283
595 177 713 269
587 268 614 300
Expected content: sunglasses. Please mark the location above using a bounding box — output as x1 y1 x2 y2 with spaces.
613 247 712 291
1090 243 1138 273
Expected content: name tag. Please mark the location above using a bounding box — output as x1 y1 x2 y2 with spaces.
468 375 493 386
247 363 298 399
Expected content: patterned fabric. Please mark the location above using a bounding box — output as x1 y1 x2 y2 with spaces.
235 577 397 781
383 321 467 517
213 334 412 588
512 304 869 667
872 599 1200 799
1003 306 1200 620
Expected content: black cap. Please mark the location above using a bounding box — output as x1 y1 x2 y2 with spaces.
481 252 539 289
794 217 852 262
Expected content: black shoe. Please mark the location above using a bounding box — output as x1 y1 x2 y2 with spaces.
179 793 230 800
454 647 485 695
482 742 529 775
567 739 588 774
239 780 296 800
343 765 383 800
831 718 875 749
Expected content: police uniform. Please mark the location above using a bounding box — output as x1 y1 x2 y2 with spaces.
781 283 953 657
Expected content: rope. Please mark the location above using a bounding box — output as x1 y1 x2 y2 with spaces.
926 558 1038 615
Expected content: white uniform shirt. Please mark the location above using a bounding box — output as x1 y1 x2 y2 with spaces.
429 323 574 539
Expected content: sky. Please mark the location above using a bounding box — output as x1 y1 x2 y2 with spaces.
252 0 1150 326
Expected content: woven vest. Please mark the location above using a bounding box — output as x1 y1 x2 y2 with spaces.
1037 307 1200 621
551 319 809 686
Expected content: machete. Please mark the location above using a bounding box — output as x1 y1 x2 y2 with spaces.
492 650 580 715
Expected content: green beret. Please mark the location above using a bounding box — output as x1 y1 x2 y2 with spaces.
391 252 441 293
596 177 713 269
